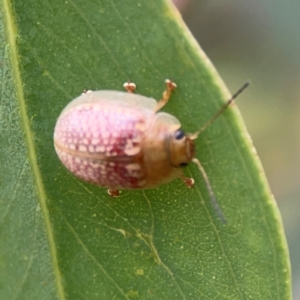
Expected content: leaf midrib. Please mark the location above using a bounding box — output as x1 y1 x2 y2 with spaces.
2 0 65 298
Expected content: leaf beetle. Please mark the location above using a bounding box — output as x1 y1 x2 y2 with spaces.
54 79 249 221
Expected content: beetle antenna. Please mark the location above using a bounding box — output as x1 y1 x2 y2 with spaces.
192 158 226 223
190 82 250 140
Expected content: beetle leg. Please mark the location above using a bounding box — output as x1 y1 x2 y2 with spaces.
123 81 136 93
155 79 177 112
179 173 195 188
107 189 120 197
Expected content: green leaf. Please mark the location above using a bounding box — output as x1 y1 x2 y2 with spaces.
0 0 291 299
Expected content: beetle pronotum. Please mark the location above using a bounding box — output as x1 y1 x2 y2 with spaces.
54 80 248 221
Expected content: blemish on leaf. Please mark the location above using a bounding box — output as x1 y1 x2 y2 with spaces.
135 268 144 276
126 290 139 298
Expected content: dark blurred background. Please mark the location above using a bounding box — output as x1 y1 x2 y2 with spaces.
173 0 300 298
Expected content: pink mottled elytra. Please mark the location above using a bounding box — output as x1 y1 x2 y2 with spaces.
54 79 249 221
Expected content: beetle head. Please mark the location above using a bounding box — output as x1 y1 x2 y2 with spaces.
169 129 195 168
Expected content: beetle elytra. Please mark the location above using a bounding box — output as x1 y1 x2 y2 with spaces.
54 80 249 221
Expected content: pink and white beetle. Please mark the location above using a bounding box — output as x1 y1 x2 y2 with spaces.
54 79 248 221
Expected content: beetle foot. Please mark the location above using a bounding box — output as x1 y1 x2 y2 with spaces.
162 79 177 102
107 189 120 197
180 174 195 188
82 89 92 95
165 79 177 93
123 81 136 93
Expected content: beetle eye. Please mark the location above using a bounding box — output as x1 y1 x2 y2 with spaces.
174 129 185 140
180 163 188 168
